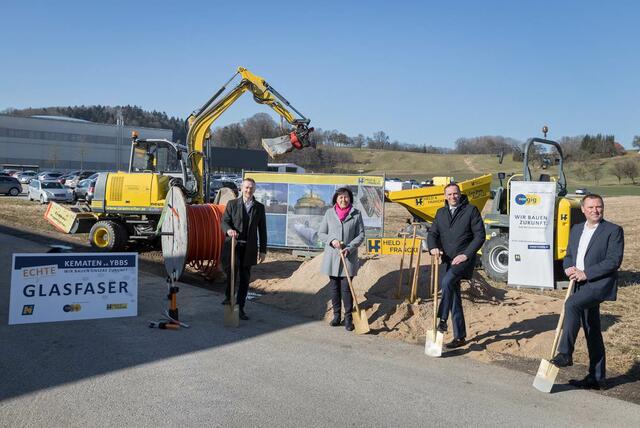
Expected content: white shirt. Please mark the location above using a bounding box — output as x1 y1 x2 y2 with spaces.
243 197 254 213
449 206 457 216
576 222 599 271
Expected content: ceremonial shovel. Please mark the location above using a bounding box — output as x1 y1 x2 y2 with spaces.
339 251 370 334
425 255 444 357
223 236 240 327
533 279 575 392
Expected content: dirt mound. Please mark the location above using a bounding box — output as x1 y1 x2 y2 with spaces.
251 250 584 366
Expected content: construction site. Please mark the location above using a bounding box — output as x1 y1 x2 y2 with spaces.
3 2 640 422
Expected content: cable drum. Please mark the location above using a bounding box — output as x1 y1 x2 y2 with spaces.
161 187 226 279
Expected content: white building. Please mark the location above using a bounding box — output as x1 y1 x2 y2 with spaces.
0 115 172 172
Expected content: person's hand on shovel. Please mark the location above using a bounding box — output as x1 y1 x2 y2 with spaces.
429 248 441 257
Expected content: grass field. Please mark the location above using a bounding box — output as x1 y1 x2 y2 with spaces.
333 148 640 196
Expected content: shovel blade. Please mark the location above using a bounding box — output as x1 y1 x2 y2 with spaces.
352 309 370 335
261 135 295 158
223 305 240 328
533 359 559 393
425 329 444 357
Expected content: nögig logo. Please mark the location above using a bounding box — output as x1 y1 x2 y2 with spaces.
514 193 540 206
63 304 81 313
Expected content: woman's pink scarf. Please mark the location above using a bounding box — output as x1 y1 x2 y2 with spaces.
335 204 352 222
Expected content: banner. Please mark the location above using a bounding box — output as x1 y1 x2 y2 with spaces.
244 172 384 249
367 237 422 255
507 181 556 288
9 253 138 324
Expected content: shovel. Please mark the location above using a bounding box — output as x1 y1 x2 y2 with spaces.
339 251 370 335
533 279 575 392
425 254 444 357
394 233 409 299
223 236 240 327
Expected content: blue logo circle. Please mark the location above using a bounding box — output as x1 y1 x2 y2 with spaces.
515 194 527 205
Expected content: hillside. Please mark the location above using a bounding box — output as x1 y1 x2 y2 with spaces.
332 148 640 196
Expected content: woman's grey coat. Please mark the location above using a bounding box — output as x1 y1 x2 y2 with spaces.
318 207 366 277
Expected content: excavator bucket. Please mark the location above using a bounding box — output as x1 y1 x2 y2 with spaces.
262 127 314 158
261 134 297 158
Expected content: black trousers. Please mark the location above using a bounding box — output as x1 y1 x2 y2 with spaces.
330 276 353 321
558 283 606 380
225 246 252 308
436 263 467 339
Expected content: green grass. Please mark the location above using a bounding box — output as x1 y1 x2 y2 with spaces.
332 148 640 196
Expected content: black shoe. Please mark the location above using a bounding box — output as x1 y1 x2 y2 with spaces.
221 298 230 305
330 316 341 327
569 376 606 390
444 338 466 349
344 318 354 331
437 320 447 333
550 353 573 367
239 309 249 321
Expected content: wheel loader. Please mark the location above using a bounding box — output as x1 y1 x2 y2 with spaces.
481 137 585 282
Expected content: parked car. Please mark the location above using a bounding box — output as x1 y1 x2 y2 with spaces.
73 178 96 201
17 171 38 183
65 171 96 188
37 171 64 181
209 179 238 199
28 180 74 204
0 176 22 196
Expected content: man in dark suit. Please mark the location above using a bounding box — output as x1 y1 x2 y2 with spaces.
427 183 485 349
221 178 267 320
551 194 624 390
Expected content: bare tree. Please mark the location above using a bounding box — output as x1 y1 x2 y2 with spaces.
620 159 639 184
608 162 624 184
591 165 602 185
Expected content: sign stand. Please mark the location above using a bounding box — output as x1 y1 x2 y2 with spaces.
149 270 190 330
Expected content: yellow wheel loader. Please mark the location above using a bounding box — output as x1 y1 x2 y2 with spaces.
481 137 585 282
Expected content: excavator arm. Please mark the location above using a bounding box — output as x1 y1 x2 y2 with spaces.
186 67 314 203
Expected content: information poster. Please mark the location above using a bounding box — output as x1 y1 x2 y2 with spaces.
244 172 385 249
9 253 138 324
507 181 556 288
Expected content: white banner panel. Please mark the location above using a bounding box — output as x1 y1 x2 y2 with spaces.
9 253 138 324
507 181 556 288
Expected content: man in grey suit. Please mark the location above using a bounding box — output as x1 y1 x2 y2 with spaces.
550 194 624 390
221 178 267 320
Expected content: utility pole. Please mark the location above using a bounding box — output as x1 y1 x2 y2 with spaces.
116 109 124 171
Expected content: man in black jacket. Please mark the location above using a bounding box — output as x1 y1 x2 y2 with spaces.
427 183 485 349
550 194 624 390
221 178 267 320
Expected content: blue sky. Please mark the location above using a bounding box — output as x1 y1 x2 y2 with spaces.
1 0 638 147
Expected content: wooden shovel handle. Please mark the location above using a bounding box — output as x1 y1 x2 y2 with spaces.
339 250 361 312
549 280 575 360
230 236 236 311
432 255 440 330
406 224 418 288
396 234 407 297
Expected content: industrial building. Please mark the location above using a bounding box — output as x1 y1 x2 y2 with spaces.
0 114 173 172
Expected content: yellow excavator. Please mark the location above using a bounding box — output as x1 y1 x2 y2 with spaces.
86 67 313 250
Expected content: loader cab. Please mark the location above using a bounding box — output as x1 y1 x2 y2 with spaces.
129 137 186 179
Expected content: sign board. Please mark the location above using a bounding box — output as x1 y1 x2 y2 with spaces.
507 181 556 288
367 237 422 255
44 202 96 234
244 172 385 249
9 253 138 324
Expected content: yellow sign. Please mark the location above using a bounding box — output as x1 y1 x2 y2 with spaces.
44 202 78 233
367 237 422 255
245 172 385 187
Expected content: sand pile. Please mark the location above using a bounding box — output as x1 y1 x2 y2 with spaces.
251 250 616 369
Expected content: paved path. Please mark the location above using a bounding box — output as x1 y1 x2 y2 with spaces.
1 232 639 427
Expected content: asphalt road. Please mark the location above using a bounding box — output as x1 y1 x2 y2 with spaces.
1 232 639 427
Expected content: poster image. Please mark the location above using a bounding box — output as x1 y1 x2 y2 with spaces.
287 215 323 248
288 184 334 215
266 214 287 246
244 172 385 250
255 183 288 214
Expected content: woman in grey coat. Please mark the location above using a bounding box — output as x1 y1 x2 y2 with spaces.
318 187 366 331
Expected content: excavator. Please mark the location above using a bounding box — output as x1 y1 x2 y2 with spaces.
85 67 313 250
